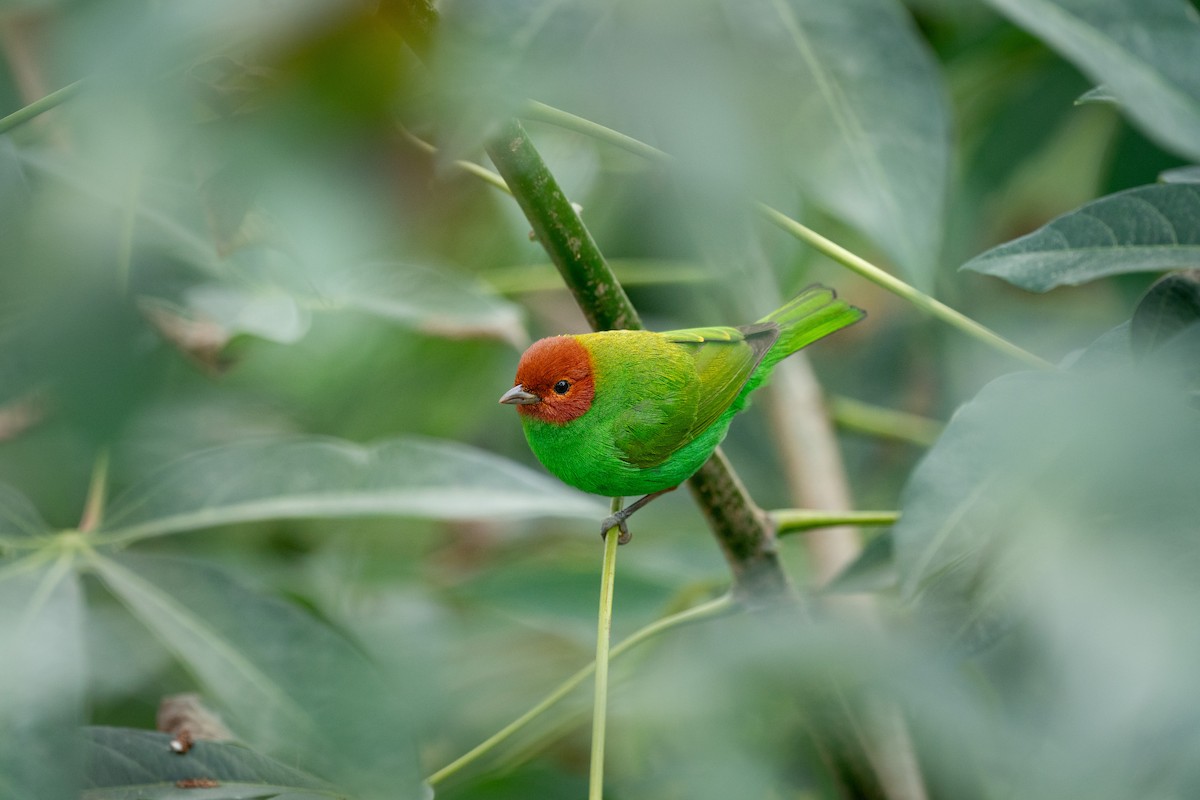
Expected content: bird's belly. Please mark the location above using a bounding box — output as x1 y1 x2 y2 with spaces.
524 416 727 498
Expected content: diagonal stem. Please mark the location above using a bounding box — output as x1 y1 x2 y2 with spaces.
0 79 83 135
425 594 735 787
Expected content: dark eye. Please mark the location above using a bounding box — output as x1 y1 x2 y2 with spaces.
553 380 570 395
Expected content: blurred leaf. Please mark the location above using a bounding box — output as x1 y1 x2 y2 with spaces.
893 351 1200 649
82 727 337 800
962 183 1200 291
139 288 310 373
303 262 527 347
823 531 896 595
1131 270 1200 355
1160 165 1200 184
19 149 221 273
0 482 51 544
0 556 86 800
426 0 597 159
721 0 949 286
195 155 274 259
99 436 604 543
983 0 1200 162
428 0 947 283
1075 85 1117 106
92 553 423 799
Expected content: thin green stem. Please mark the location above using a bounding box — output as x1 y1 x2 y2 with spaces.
771 509 899 537
755 204 1053 370
0 79 83 135
828 395 943 447
400 127 513 195
78 450 110 534
426 594 736 786
591 498 623 800
524 100 671 164
519 100 1054 371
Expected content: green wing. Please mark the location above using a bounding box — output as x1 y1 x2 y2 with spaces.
610 286 862 471
612 325 778 469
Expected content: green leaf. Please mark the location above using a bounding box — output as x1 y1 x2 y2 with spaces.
302 262 526 347
0 555 86 800
82 727 338 800
961 184 1200 291
892 358 1200 650
141 287 310 347
1131 271 1200 355
722 0 949 286
99 436 605 543
91 554 424 799
822 531 896 595
0 481 51 544
983 0 1200 162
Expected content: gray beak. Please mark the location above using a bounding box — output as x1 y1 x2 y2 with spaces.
499 384 540 405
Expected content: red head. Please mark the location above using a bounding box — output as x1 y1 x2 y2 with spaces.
499 335 595 424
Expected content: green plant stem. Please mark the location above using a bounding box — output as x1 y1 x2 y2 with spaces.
755 204 1053 369
400 127 513 195
521 101 1053 371
771 509 900 537
426 594 735 786
485 118 641 332
0 79 83 135
828 395 943 447
78 450 110 534
525 100 671 163
591 499 623 800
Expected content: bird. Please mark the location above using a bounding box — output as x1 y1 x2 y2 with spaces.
499 285 864 543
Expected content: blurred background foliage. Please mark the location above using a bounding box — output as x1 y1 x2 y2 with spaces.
0 0 1198 798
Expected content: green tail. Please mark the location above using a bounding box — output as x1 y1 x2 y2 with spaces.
756 285 865 371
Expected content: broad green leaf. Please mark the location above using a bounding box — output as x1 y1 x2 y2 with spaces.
142 258 525 357
436 0 947 285
1131 271 1200 355
83 727 338 800
302 262 526 347
141 287 310 348
0 481 51 544
1161 165 1200 184
0 555 86 800
721 0 949 287
19 149 221 273
99 436 605 543
983 0 1200 162
24 149 523 347
823 531 896 595
892 354 1200 650
92 554 423 800
961 184 1200 291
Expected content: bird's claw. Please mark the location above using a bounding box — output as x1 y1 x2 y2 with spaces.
600 515 632 545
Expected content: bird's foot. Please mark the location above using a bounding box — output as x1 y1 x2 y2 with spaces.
600 513 632 545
